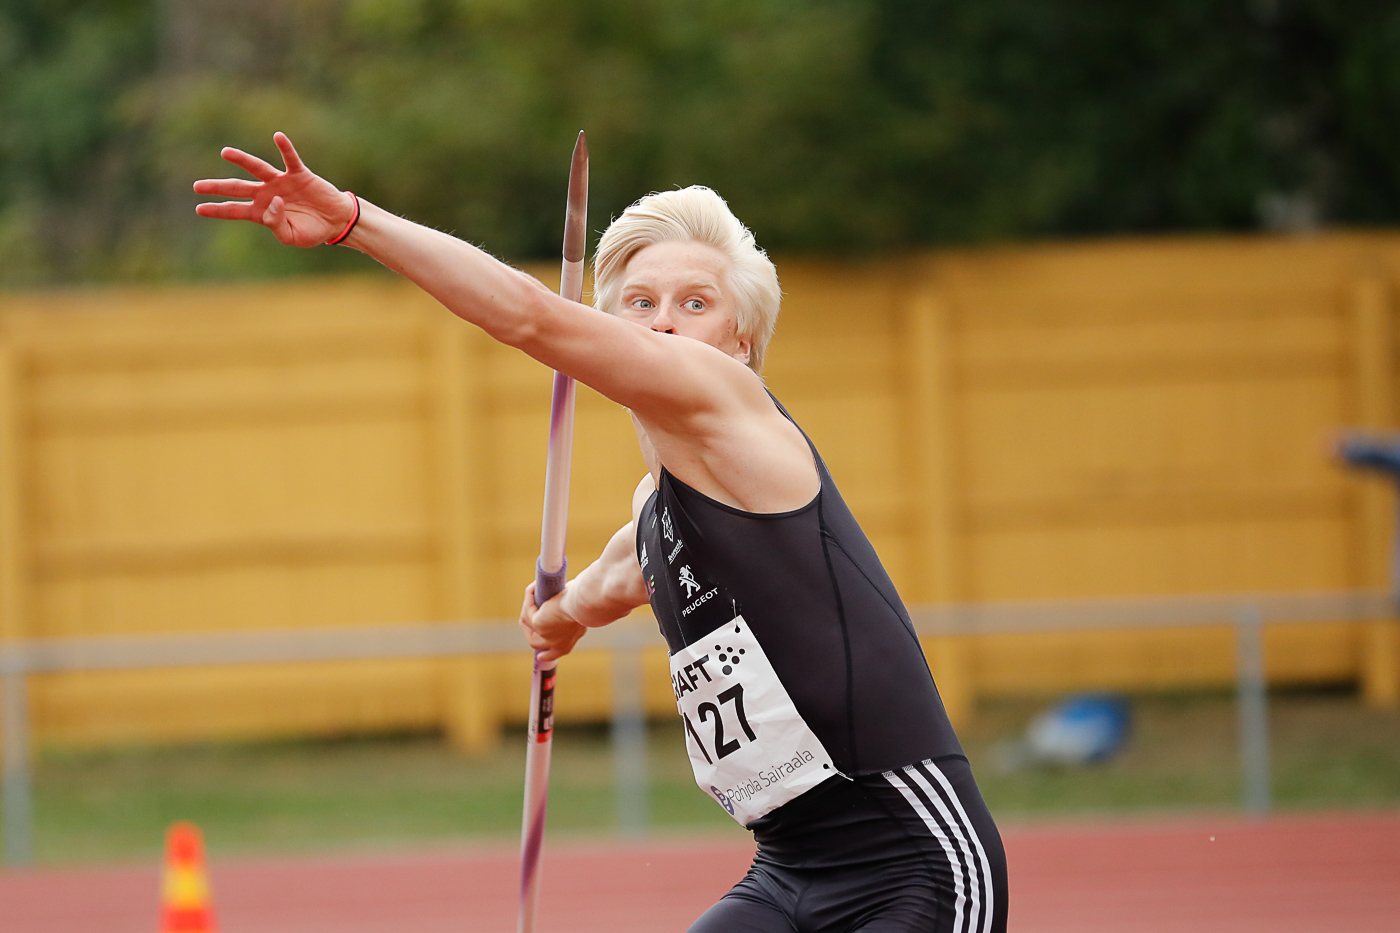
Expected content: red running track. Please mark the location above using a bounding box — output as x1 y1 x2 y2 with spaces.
3 813 1398 932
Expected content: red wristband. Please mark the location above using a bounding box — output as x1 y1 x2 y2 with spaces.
326 192 360 246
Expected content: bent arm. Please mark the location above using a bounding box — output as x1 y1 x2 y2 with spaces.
519 519 649 661
558 521 650 627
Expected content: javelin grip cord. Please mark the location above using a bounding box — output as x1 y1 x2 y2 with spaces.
534 559 568 606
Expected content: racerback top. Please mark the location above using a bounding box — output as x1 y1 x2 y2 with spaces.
636 396 963 832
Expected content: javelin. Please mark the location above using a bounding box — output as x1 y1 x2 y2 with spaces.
518 130 588 933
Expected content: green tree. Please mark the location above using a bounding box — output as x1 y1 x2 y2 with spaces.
2 0 1399 284
0 0 156 281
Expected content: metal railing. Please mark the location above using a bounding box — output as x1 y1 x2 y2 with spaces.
0 618 658 866
910 589 1394 818
2 589 1392 865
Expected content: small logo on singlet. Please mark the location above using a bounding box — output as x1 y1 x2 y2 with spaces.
678 564 702 598
662 508 675 543
710 785 735 815
713 643 745 676
639 543 649 571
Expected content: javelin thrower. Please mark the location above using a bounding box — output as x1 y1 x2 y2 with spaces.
195 132 1008 933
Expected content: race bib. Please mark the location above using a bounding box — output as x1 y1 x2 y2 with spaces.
670 615 837 825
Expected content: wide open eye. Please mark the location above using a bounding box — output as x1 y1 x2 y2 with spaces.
684 298 705 311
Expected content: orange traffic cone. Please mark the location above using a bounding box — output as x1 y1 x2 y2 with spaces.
160 821 217 933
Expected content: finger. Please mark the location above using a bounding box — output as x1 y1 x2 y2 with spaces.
273 132 306 173
519 615 546 640
193 178 261 198
221 146 282 181
538 634 581 663
195 201 260 221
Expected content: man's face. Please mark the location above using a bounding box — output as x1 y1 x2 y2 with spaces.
613 240 751 366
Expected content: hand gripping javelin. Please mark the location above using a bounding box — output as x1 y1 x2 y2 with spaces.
519 131 588 933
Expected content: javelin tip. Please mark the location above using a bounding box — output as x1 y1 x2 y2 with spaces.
563 132 589 265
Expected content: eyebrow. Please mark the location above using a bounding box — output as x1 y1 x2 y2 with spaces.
621 280 721 293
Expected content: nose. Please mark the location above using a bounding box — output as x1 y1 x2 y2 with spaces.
650 302 675 334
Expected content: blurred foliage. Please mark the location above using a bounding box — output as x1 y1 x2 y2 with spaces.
2 0 1399 283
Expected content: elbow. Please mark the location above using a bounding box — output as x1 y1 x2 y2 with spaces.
592 565 643 620
617 564 651 612
493 274 555 352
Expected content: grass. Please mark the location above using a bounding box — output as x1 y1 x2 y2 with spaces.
25 720 741 865
12 687 1399 865
964 687 1400 817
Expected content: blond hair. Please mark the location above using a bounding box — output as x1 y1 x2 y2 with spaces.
593 186 781 373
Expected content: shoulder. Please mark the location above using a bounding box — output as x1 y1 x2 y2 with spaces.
630 473 657 524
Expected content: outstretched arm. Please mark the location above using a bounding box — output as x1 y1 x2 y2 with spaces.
193 134 759 427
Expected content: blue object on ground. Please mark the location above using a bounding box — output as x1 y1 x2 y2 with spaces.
1025 693 1132 765
1336 431 1400 606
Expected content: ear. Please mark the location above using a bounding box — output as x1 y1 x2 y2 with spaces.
732 335 752 366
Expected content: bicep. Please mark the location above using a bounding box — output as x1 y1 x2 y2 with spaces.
351 209 748 422
515 292 756 424
598 520 649 609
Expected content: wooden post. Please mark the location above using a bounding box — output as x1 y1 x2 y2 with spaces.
902 272 973 724
431 321 501 752
0 333 33 790
1350 273 1400 708
0 339 28 646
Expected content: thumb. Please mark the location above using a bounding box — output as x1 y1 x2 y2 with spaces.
263 196 294 244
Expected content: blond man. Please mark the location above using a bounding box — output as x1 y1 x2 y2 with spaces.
196 134 1007 933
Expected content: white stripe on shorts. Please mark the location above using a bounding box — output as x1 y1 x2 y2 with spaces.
883 767 969 933
884 761 994 933
921 761 995 933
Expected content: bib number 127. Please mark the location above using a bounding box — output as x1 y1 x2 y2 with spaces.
683 683 757 764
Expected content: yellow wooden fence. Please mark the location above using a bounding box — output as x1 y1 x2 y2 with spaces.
1 232 1398 751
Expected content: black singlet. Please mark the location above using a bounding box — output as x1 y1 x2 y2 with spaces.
636 396 1008 931
636 397 966 841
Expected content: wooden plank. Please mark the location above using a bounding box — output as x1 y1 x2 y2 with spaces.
432 321 502 753
429 320 482 620
961 375 1348 505
34 561 439 638
33 528 431 575
901 280 974 721
0 337 29 642
970 491 1345 531
1348 273 1395 585
1348 271 1400 707
31 418 432 549
968 518 1354 600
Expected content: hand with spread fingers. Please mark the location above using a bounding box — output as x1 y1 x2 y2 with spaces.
193 132 354 247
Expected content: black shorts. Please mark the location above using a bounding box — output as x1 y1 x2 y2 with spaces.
689 757 1007 933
